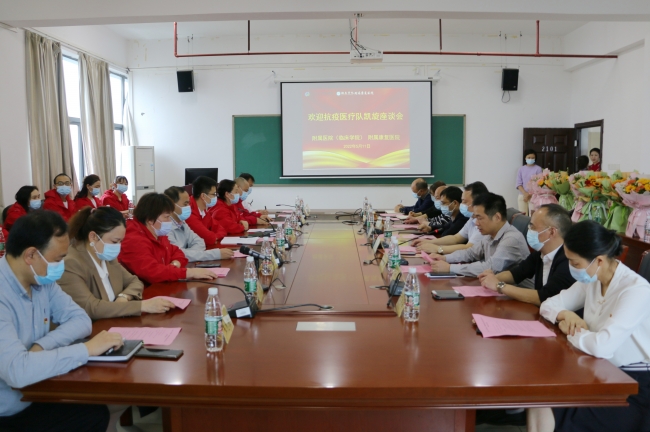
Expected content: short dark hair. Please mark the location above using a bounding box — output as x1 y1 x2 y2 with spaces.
75 174 100 200
217 179 236 200
164 186 189 204
52 173 70 185
15 185 39 212
589 148 601 156
192 176 218 200
524 149 537 162
239 173 255 182
464 181 489 198
414 179 428 192
68 206 125 242
539 204 572 237
114 176 128 184
6 210 68 257
440 186 462 204
133 193 175 224
577 155 589 171
564 221 623 261
472 192 507 221
431 180 446 191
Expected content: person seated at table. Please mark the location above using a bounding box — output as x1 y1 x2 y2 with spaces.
1 207 9 240
479 204 575 306
164 186 234 262
239 172 269 215
3 185 41 232
213 180 248 235
427 192 529 276
394 178 434 215
587 147 601 171
58 206 176 319
0 210 124 432
528 221 650 432
73 174 102 210
233 177 270 225
415 185 451 232
100 176 130 215
577 155 589 171
43 173 76 221
425 186 468 237
119 193 217 284
188 176 227 245
405 180 446 222
414 181 489 255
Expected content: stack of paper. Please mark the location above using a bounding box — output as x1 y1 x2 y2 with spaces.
472 314 557 338
221 237 259 245
399 245 417 255
207 268 230 278
152 296 191 310
454 286 503 297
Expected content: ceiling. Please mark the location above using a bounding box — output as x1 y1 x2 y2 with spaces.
107 19 587 40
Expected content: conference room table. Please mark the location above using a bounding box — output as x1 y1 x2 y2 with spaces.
21 215 637 432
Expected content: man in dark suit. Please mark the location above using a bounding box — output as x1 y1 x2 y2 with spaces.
479 203 575 306
394 178 434 215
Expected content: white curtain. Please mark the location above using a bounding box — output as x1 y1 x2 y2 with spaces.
79 53 115 185
25 30 78 194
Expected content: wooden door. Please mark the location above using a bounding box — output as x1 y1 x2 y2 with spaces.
523 128 576 173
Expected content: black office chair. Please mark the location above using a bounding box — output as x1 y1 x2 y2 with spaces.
506 207 522 224
511 213 530 238
639 250 650 283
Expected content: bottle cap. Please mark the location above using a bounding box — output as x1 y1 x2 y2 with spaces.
409 267 417 274
391 236 399 244
208 287 218 295
246 256 254 262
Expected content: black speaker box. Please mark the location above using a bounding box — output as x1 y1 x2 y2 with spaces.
177 70 194 92
501 68 519 91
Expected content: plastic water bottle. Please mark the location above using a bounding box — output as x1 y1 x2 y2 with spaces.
127 201 135 219
389 236 401 270
363 196 369 213
295 196 302 214
260 237 273 276
275 225 287 252
403 267 420 322
284 218 293 239
205 288 224 352
645 212 650 243
243 257 258 303
384 216 393 241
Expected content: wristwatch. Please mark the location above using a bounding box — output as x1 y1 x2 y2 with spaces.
496 282 506 294
437 246 444 255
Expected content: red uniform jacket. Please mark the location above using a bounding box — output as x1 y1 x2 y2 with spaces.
101 189 130 212
74 195 101 211
43 189 76 222
187 196 226 244
3 203 28 231
213 199 245 235
118 219 188 285
233 201 260 225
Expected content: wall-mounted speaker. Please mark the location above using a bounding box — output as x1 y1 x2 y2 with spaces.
501 68 519 91
177 70 194 92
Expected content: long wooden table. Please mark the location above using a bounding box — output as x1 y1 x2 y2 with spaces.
21 218 637 432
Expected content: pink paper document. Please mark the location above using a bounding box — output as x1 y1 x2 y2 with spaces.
400 265 430 274
472 314 557 338
399 246 417 254
154 296 191 310
232 251 248 258
393 224 419 230
421 251 433 264
207 267 230 278
271 221 284 226
454 286 504 297
108 327 182 346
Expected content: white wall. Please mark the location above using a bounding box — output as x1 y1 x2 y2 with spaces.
130 32 572 210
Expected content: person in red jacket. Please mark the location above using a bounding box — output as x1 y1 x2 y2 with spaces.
118 192 217 285
4 185 41 232
101 176 130 215
187 176 227 244
213 179 248 235
74 174 101 211
233 177 270 226
43 173 76 222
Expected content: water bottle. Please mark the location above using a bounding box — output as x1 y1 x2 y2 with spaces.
243 257 258 303
275 225 287 253
0 229 5 258
295 196 302 214
384 216 393 241
644 211 650 243
205 288 224 352
389 235 401 270
363 196 369 213
127 201 135 219
284 218 293 239
403 267 420 322
260 237 273 276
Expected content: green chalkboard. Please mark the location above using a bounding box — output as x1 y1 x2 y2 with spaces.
233 115 464 185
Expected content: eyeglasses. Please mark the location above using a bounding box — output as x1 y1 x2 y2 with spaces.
55 181 72 186
204 192 217 198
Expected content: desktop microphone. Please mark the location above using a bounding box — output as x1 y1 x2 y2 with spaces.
397 230 440 246
179 280 257 318
276 204 295 207
239 246 271 261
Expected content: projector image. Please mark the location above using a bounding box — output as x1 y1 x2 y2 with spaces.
350 49 383 63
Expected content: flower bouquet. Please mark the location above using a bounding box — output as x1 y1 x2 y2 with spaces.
615 173 650 239
549 171 574 211
572 171 610 224
602 171 631 234
527 169 558 213
569 172 589 222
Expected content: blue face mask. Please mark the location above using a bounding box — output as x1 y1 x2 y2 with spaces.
29 199 42 210
176 204 191 221
412 192 419 199
526 227 550 251
526 158 536 165
247 187 253 196
240 190 249 201
433 198 442 210
569 258 599 284
441 202 455 217
56 185 71 196
231 193 241 204
91 188 101 196
154 220 174 237
94 237 121 262
205 195 217 208
30 250 65 285
459 203 473 218
116 184 128 194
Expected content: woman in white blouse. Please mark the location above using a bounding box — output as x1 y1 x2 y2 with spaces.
529 221 650 432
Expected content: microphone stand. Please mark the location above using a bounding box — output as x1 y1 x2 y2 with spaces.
179 280 258 319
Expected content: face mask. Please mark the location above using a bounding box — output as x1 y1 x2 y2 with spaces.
231 193 241 204
204 195 217 208
433 199 442 210
441 202 455 217
240 190 249 201
116 184 128 194
56 185 71 196
569 258 599 284
29 199 42 210
93 237 121 262
526 158 536 165
459 203 473 218
526 227 550 251
412 192 419 199
247 187 253 196
91 188 101 196
153 219 174 237
176 204 191 221
30 250 65 285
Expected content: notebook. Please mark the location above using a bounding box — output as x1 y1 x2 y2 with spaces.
88 340 143 362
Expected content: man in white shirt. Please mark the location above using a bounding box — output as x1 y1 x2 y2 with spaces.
239 173 269 215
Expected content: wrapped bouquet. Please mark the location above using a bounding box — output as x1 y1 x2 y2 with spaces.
527 169 558 213
602 171 631 234
549 171 574 212
572 171 610 224
615 173 650 239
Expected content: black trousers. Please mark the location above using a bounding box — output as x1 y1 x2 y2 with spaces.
0 402 108 432
553 369 650 432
